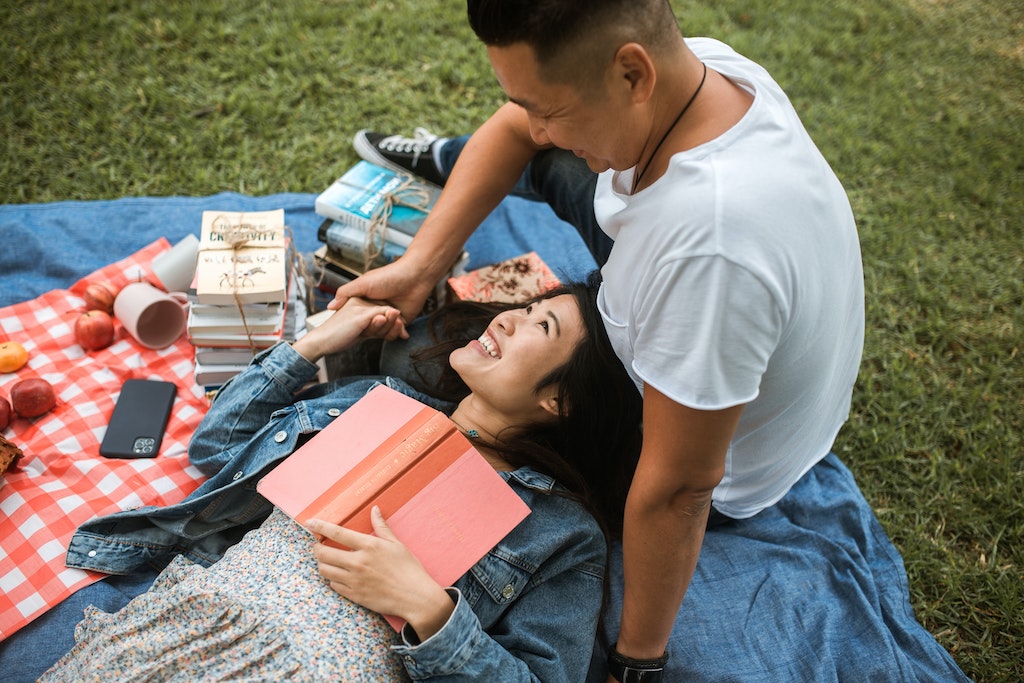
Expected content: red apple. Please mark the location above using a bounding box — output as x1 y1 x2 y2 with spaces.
75 310 116 351
10 378 57 418
83 282 119 314
0 396 11 430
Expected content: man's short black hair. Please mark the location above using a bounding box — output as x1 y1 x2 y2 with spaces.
467 0 680 78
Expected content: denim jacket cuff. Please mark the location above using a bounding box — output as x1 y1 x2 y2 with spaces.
392 588 481 676
257 341 321 392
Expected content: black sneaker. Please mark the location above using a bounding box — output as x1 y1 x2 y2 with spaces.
353 127 448 187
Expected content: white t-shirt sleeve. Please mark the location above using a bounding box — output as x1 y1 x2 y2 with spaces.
632 254 783 411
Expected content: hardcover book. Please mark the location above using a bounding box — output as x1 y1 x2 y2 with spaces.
193 346 260 366
257 384 531 629
187 301 285 334
312 245 364 294
186 326 284 348
188 265 305 387
187 267 296 347
193 361 252 387
314 161 440 239
318 218 408 268
195 209 289 305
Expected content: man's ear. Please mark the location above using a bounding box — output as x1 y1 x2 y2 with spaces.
613 42 656 104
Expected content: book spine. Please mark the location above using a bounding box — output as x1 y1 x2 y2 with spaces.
321 222 406 266
299 409 451 525
194 350 257 364
329 429 471 538
296 405 440 518
314 267 353 294
186 336 279 349
314 247 363 281
318 217 413 250
383 226 413 248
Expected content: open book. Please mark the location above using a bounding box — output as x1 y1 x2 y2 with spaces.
257 384 531 629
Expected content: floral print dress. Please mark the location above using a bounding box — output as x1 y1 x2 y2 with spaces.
40 508 408 682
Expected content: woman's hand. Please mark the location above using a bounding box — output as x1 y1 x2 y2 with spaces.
307 508 455 640
291 297 400 363
328 260 439 340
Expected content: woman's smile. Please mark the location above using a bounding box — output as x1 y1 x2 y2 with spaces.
476 329 501 358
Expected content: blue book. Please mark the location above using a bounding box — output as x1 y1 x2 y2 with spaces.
315 161 441 239
319 220 406 266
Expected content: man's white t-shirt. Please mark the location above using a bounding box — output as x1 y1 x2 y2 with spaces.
595 38 864 519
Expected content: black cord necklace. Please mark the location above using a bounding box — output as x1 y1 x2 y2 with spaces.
631 61 708 194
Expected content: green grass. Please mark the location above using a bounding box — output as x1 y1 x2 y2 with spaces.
2 0 1021 680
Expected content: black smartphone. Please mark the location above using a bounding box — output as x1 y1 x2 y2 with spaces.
99 379 177 458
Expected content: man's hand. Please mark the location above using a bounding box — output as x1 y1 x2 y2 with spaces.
328 260 438 340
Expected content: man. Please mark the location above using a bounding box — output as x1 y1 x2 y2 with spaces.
332 1 864 680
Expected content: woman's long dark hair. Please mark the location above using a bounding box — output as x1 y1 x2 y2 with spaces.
412 271 642 538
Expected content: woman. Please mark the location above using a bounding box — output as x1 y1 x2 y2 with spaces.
40 276 642 682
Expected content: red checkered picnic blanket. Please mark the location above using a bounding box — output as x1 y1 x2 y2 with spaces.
0 240 209 639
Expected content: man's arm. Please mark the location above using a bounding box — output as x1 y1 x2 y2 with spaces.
330 103 545 329
612 384 743 667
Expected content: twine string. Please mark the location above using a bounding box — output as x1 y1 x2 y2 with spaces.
336 173 432 271
210 215 311 354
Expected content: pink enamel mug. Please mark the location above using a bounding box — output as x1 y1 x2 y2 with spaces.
114 282 189 349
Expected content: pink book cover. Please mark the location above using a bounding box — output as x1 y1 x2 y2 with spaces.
256 384 531 629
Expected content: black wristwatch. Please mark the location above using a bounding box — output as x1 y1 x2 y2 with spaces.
607 645 669 683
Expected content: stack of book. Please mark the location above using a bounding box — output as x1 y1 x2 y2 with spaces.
187 209 306 388
313 160 436 291
312 160 467 300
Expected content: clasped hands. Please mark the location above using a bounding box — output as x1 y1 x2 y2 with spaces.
326 259 442 342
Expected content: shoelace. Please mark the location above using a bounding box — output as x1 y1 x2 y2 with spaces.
378 127 437 165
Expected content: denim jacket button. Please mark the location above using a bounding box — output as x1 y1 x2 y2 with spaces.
88 550 97 557
273 430 288 443
232 471 244 481
501 583 515 599
327 408 341 417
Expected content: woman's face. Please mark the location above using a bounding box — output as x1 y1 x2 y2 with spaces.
450 294 585 421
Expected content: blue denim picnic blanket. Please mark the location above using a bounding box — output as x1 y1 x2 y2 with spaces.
590 453 970 681
0 194 968 680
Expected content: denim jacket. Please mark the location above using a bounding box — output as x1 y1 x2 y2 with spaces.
65 342 606 682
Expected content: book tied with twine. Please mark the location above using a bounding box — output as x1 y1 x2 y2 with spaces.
195 209 289 305
314 161 440 270
257 383 531 629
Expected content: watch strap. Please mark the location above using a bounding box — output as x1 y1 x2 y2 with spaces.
607 645 669 683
